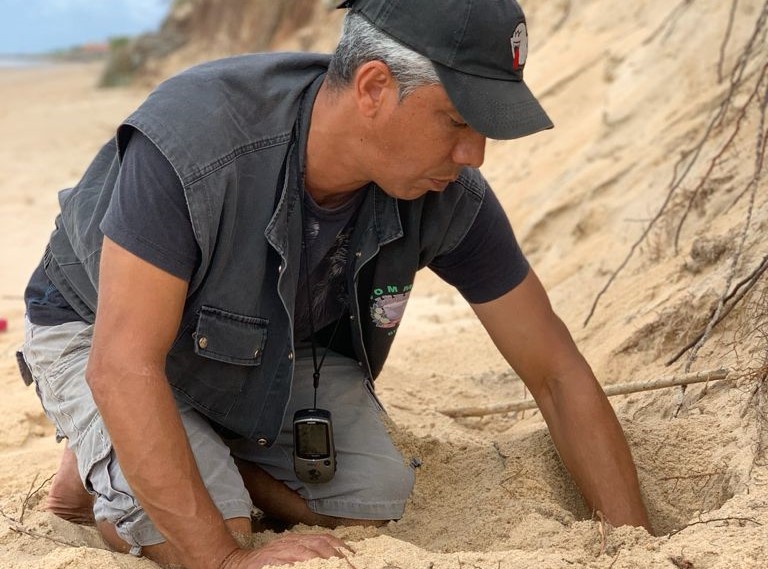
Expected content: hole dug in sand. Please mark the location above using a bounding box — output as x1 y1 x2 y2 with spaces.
387 428 591 553
626 414 741 536
387 412 744 554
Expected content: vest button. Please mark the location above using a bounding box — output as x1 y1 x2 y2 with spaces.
256 438 268 446
254 348 261 358
287 351 294 361
198 336 208 349
355 251 362 258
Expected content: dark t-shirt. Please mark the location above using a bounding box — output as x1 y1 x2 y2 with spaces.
25 131 529 327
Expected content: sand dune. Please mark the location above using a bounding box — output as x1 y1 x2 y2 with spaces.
1 0 767 567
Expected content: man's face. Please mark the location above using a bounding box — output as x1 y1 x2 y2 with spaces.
364 83 487 200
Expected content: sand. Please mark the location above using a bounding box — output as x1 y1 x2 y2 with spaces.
1 0 767 567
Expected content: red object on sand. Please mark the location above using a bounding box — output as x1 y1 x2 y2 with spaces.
0 318 7 332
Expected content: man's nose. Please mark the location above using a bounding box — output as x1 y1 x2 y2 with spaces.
452 129 486 169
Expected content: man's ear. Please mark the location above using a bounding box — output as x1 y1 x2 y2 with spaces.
353 60 397 118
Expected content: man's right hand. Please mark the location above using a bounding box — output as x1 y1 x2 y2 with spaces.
220 534 353 568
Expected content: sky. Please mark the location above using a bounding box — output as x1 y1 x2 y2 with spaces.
0 0 169 54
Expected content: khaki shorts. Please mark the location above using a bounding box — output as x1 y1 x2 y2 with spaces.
23 319 414 553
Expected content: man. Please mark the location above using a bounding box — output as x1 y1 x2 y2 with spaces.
20 0 651 567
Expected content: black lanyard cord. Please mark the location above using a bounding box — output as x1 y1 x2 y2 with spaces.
300 206 344 410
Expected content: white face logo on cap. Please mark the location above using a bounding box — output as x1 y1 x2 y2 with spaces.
511 22 528 71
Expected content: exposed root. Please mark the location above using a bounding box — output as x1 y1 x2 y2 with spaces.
666 515 761 538
718 0 740 82
595 510 608 556
666 254 768 366
743 283 768 476
585 0 768 329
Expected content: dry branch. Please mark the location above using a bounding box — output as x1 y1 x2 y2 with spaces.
440 369 730 418
0 507 79 549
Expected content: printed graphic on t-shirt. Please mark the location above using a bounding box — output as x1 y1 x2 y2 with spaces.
370 283 413 334
294 225 353 341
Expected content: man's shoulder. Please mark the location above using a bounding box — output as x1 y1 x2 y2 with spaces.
172 51 331 87
119 52 329 184
141 51 330 116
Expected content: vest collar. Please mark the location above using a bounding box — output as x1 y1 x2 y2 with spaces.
266 75 404 252
371 185 403 246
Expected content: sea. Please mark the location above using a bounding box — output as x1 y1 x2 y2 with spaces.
0 55 53 69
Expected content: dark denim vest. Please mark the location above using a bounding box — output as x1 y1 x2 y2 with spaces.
44 52 486 443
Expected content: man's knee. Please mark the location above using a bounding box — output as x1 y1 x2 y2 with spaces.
344 455 415 516
373 457 415 506
304 456 414 524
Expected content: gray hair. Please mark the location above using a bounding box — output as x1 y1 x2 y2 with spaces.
326 12 440 100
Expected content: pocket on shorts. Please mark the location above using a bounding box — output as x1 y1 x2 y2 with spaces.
24 321 95 441
87 450 140 522
22 320 92 383
75 416 113 492
45 327 93 395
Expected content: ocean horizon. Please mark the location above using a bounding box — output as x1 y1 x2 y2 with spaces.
0 55 54 68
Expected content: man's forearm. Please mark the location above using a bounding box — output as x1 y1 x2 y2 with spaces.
536 372 651 532
87 365 239 569
470 272 651 531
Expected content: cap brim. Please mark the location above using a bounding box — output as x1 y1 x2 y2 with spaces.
433 62 553 140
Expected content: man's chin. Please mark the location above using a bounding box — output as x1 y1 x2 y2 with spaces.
400 191 430 201
378 185 431 201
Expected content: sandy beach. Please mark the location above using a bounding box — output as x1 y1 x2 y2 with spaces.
2 0 768 566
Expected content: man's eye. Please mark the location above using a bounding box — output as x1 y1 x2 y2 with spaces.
450 117 468 128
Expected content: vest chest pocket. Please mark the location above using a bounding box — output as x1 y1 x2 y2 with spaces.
194 306 268 365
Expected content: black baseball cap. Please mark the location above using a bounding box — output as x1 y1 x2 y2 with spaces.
336 0 553 140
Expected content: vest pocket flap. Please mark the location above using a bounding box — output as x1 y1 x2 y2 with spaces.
194 306 268 366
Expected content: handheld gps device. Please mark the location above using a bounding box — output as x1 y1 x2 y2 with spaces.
293 408 337 483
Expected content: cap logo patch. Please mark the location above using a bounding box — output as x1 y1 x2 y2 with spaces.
511 22 528 71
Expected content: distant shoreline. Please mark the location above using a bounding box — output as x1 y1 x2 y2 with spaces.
0 55 55 68
0 50 108 70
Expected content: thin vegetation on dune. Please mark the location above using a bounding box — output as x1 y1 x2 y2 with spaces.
743 283 768 477
584 1 768 378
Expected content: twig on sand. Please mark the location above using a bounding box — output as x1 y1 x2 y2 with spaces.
0 472 79 549
20 472 56 524
666 516 761 538
440 369 731 418
0 507 79 549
